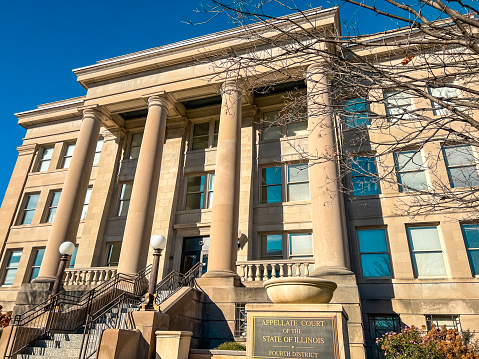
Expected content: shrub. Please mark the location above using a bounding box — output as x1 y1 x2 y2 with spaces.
214 341 246 351
378 325 479 359
0 306 12 328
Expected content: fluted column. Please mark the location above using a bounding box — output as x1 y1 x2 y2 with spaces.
307 65 350 276
204 81 242 278
117 95 169 275
34 109 102 282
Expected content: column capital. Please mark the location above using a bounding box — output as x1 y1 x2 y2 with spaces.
141 91 172 110
101 127 126 142
81 105 112 124
221 79 246 95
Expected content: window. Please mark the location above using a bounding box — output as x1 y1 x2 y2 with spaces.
407 226 446 277
129 133 143 159
261 167 282 203
37 147 54 172
45 191 61 223
426 315 461 331
443 145 479 188
107 242 122 267
235 303 247 337
343 98 369 128
368 316 400 359
351 157 380 196
384 91 414 120
118 183 133 216
2 250 22 286
62 143 76 169
261 109 307 140
460 224 479 276
191 120 219 150
20 193 40 225
287 164 310 201
358 229 392 277
69 246 78 268
93 139 103 165
30 248 45 282
395 151 428 192
185 173 215 210
261 232 313 259
429 86 457 116
81 187 92 220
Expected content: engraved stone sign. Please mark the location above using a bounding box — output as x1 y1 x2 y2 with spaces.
251 316 338 359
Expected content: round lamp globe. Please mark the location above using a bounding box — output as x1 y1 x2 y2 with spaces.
59 241 76 256
150 235 167 250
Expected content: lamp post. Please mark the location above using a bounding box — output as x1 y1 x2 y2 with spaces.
51 241 75 297
142 234 167 311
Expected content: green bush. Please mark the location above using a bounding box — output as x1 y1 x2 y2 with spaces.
214 341 246 351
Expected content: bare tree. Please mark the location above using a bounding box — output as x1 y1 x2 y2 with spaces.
191 0 479 218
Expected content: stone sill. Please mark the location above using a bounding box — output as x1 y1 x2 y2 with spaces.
189 349 246 357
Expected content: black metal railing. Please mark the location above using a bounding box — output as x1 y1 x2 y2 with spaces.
154 262 203 306
4 265 151 358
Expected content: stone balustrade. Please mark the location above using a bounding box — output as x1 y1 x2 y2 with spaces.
63 267 117 286
236 259 315 282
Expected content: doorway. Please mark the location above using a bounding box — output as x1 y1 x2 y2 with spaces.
180 236 209 275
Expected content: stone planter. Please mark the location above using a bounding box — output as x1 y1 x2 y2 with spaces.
263 277 337 304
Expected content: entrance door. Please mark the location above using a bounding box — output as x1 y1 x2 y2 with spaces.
180 236 209 274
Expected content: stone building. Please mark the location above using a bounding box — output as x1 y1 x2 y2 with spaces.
0 6 478 359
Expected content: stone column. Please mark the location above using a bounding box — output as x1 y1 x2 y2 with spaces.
117 95 169 275
203 80 242 278
307 65 350 276
34 108 102 282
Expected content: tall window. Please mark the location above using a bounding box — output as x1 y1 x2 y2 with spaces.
262 109 307 140
351 157 380 196
261 234 283 258
261 167 282 203
407 226 446 277
107 242 122 267
395 151 428 192
191 120 219 150
185 173 215 210
37 147 54 172
118 183 133 216
343 98 369 128
69 246 78 268
81 187 92 220
62 143 76 169
358 229 392 277
261 232 313 259
262 111 283 140
30 248 45 282
20 193 40 225
368 316 400 359
287 164 310 201
429 86 457 116
384 91 414 121
129 133 143 159
93 139 103 165
426 315 461 330
460 224 479 276
45 191 61 223
2 250 22 286
289 233 313 258
443 145 479 188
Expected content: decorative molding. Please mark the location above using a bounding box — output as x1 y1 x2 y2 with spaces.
17 143 37 156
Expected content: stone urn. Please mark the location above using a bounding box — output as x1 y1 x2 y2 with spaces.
263 277 337 304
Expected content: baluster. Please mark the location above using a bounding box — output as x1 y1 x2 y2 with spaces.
287 264 293 277
254 265 262 281
279 264 284 278
76 270 82 285
100 270 106 283
304 263 310 277
63 271 70 285
263 264 268 280
240 265 246 281
247 265 253 281
271 263 277 278
296 263 301 277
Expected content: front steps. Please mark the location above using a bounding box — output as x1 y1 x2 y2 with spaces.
19 332 84 359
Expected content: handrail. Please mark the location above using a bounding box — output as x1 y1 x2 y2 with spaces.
5 265 152 358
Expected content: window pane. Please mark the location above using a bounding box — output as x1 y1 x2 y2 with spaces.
397 152 424 172
209 174 215 190
33 249 45 267
186 193 204 210
22 210 35 225
214 120 219 134
444 146 476 166
352 157 377 175
26 194 40 210
129 147 141 160
263 185 282 203
131 133 143 147
107 243 122 266
65 144 75 156
408 227 441 251
69 246 78 268
262 235 283 257
84 188 92 204
42 147 54 160
413 252 447 276
192 136 209 150
187 176 205 193
289 233 313 257
361 253 391 277
468 250 479 276
358 229 388 253
262 167 282 185
288 164 309 183
344 98 369 128
9 251 22 268
51 192 61 207
118 201 130 217
120 183 133 201
46 208 57 223
208 192 214 209
399 172 428 192
449 166 479 187
352 177 380 196
288 183 310 201
193 123 210 136
38 161 50 172
287 121 307 137
263 125 282 140
3 269 16 286
462 224 479 249
63 157 72 168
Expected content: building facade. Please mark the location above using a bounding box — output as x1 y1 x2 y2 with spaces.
0 7 478 358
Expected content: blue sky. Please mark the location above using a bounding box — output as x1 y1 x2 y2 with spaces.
0 0 398 202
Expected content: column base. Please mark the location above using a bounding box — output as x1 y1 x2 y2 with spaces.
310 266 354 277
31 276 56 283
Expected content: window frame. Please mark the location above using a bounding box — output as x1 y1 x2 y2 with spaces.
106 242 122 267
429 85 457 116
260 163 310 204
460 223 479 276
1 250 22 287
44 190 62 223
36 146 54 172
425 315 461 331
394 150 428 193
261 109 308 141
184 173 215 210
357 228 393 278
368 315 401 359
261 166 283 204
81 187 93 221
384 90 415 121
19 193 40 225
128 132 144 160
260 232 313 260
117 182 133 217
61 142 76 169
350 156 380 196
29 248 45 282
190 119 220 151
93 139 103 165
442 144 479 188
342 97 370 129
